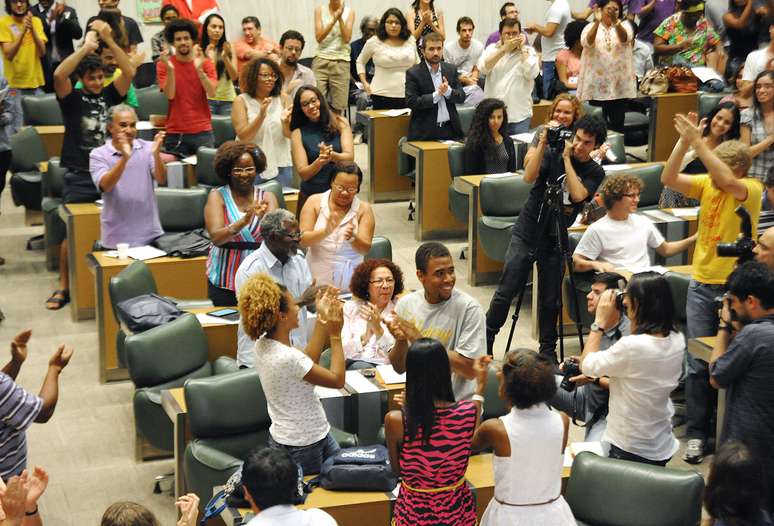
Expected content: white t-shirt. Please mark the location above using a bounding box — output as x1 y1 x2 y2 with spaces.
395 289 486 401
742 46 773 83
443 38 485 75
245 505 337 526
542 0 571 61
582 332 684 461
478 43 540 122
252 337 330 447
574 214 665 271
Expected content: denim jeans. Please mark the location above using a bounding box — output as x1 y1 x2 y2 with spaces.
685 279 724 441
609 444 669 467
208 99 233 116
268 432 341 476
258 166 294 189
486 233 562 360
550 375 607 441
542 61 556 100
8 87 43 133
507 118 532 136
163 130 215 158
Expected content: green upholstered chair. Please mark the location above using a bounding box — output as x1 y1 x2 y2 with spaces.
623 111 649 148
477 175 531 262
628 163 664 210
41 158 67 270
581 102 603 122
605 132 626 165
698 91 725 118
366 236 392 261
195 146 219 187
458 105 475 136
482 364 508 419
155 187 209 232
564 232 595 328
397 135 416 220
666 270 690 333
212 115 235 146
135 86 169 121
9 127 50 212
565 452 704 526
183 369 359 509
447 144 468 227
21 93 63 125
133 62 157 89
256 179 287 209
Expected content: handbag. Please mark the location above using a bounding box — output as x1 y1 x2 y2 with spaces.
115 293 184 333
666 65 699 93
639 67 668 95
152 228 212 258
309 445 398 492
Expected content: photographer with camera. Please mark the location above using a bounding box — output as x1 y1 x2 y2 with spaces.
709 261 774 512
580 272 684 466
661 113 763 464
551 272 630 441
485 114 607 360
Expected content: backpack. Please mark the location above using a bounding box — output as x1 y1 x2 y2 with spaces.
309 445 398 492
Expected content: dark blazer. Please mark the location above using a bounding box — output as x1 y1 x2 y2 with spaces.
405 61 465 140
31 4 82 61
463 135 517 175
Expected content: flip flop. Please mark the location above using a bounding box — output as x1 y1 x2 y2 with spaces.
45 290 70 310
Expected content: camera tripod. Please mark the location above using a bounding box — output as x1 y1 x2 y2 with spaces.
503 145 586 363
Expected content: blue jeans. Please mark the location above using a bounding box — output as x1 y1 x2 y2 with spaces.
542 61 556 100
8 87 43 133
685 279 724 441
208 99 233 116
550 375 607 441
268 432 340 476
163 130 215 158
507 118 532 136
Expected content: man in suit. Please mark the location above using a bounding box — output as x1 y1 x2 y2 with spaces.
31 0 82 93
405 31 465 141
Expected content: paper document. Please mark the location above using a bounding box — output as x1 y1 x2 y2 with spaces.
126 245 167 261
376 364 406 384
603 164 632 172
181 155 197 165
511 132 535 143
670 207 700 218
484 172 515 180
643 209 683 223
691 67 723 83
194 313 240 326
345 371 381 393
564 441 605 467
380 108 410 117
136 121 154 131
282 186 300 195
438 139 461 145
623 265 669 275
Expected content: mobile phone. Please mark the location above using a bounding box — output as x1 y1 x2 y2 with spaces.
208 308 239 321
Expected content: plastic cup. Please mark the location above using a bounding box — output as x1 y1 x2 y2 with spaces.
116 243 129 260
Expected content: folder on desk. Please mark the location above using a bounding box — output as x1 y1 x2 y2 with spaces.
376 365 406 385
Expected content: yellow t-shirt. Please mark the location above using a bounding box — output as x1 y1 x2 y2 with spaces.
686 174 763 284
0 15 47 89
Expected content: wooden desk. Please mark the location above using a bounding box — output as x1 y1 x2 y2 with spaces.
87 252 208 382
185 308 238 362
530 100 553 128
161 388 188 500
59 203 101 321
648 93 698 162
35 125 65 158
687 336 725 442
400 140 465 241
455 175 504 286
375 370 404 413
356 111 412 203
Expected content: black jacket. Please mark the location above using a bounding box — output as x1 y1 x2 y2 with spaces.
463 135 517 175
31 4 82 62
405 61 465 140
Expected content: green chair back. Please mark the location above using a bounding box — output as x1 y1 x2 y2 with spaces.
582 102 604 122
256 179 287 210
10 127 49 172
482 365 508 420
606 132 626 164
195 146 219 187
366 236 392 261
108 260 157 323
698 92 725 118
566 452 704 526
42 158 66 198
136 86 169 121
447 144 465 178
155 187 209 232
22 93 63 125
666 270 690 329
629 163 664 209
212 115 235 146
480 175 531 217
125 314 210 388
458 105 475 136
185 369 271 439
397 136 415 180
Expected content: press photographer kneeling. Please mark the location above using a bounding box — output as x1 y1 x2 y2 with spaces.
551 273 630 441
579 272 684 466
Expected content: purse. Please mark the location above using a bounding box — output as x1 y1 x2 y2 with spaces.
115 293 184 333
666 65 699 93
639 67 669 95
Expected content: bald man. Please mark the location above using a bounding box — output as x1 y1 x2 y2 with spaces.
755 227 774 271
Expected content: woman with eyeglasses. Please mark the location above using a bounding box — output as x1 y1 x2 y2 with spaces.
341 258 405 369
290 85 354 214
740 70 774 183
232 58 293 187
201 13 238 116
299 161 375 291
204 141 279 306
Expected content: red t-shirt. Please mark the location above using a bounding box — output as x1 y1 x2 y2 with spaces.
156 56 216 134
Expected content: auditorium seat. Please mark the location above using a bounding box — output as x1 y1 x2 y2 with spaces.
125 314 236 490
183 368 358 510
581 102 603 122
605 132 626 165
447 144 468 226
628 163 664 210
135 86 169 121
212 115 236 146
21 93 63 125
155 187 209 232
698 91 725 118
477 175 531 262
564 232 595 328
366 236 392 261
565 452 704 526
9 127 49 213
41 158 67 270
666 270 690 333
457 105 475 136
195 146 219 187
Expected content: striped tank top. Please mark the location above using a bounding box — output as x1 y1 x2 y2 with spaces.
206 186 262 291
393 400 477 526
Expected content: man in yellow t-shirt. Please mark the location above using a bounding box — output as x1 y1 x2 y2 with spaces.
661 113 763 466
0 0 47 131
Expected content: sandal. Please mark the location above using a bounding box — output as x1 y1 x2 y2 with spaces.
45 290 70 310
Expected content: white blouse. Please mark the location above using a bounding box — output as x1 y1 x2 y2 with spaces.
238 93 291 179
356 36 419 98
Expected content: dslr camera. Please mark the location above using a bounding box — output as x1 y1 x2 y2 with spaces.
716 206 756 263
546 125 573 150
559 358 582 392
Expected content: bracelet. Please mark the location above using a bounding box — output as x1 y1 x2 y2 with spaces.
227 222 239 235
472 394 485 403
329 336 342 341
25 506 38 516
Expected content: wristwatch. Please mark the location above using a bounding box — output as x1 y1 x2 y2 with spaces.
590 322 605 333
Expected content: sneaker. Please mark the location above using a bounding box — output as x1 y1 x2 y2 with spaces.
683 438 705 464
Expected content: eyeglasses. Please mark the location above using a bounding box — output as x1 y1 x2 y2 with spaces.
232 167 256 175
282 231 302 241
369 278 395 286
300 97 320 108
332 184 358 194
258 74 277 80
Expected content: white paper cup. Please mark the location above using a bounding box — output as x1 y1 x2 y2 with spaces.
116 243 130 260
